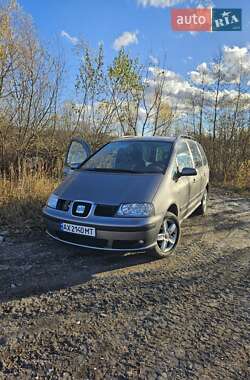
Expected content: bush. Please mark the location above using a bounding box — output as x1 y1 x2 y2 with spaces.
235 160 250 190
0 161 61 233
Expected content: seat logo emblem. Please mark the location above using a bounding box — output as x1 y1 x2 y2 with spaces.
76 205 85 214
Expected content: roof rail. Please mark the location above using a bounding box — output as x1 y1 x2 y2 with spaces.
177 134 196 141
120 135 135 138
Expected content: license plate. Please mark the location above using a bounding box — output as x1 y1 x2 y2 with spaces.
61 223 96 237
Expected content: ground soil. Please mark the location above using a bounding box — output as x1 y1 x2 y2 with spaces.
0 188 249 379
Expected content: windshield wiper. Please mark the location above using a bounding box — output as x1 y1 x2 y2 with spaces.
83 168 141 173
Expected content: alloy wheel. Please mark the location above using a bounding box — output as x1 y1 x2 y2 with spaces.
157 218 178 253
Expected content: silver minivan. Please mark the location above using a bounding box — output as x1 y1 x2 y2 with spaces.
43 136 209 258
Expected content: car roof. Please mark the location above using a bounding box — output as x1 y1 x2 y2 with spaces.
113 135 195 143
114 136 176 143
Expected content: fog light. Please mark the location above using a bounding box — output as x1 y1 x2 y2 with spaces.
139 240 144 244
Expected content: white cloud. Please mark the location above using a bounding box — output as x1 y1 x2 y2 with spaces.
145 53 250 116
145 66 200 113
221 46 248 83
137 0 214 8
138 0 185 7
196 0 214 8
223 45 250 77
61 30 78 45
190 62 214 84
183 56 193 64
113 31 139 51
148 67 181 82
149 55 159 65
190 46 250 85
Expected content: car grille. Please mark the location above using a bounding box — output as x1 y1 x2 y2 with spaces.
55 231 108 248
94 204 119 217
72 201 92 217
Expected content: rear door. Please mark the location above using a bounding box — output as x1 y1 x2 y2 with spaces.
173 140 194 219
187 140 204 206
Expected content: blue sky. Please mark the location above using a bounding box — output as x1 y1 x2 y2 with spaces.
19 0 250 99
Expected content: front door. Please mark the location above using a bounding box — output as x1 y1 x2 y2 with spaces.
64 138 91 176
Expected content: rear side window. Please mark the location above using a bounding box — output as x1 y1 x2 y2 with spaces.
197 143 208 165
188 141 203 168
176 141 193 171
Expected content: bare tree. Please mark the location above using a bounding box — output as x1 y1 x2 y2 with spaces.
0 1 63 170
108 52 175 136
210 52 225 142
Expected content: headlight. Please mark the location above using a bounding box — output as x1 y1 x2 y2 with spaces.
46 193 59 209
116 203 154 217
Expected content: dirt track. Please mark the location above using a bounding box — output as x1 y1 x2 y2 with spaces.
0 188 249 379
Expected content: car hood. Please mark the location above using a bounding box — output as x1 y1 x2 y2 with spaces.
54 170 163 204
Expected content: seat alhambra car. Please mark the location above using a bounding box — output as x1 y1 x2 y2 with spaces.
43 136 209 258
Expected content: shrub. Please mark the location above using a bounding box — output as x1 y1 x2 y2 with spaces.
0 161 61 233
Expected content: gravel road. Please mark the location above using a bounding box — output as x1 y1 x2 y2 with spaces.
0 188 249 379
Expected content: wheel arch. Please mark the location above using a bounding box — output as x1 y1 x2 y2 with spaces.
167 203 179 217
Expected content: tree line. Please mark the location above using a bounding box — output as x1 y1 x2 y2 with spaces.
0 1 249 188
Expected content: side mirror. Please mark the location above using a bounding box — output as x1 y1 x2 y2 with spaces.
69 162 82 170
64 138 91 176
180 167 197 177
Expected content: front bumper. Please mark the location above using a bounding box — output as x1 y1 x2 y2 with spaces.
42 207 161 252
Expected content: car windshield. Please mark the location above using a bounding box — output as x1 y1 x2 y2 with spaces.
81 140 173 173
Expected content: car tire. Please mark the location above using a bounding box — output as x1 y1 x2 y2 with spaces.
149 212 181 259
196 188 208 216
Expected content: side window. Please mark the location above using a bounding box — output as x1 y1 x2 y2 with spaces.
176 141 193 171
197 143 208 165
188 141 203 168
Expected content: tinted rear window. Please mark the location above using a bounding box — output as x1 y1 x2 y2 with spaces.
197 143 208 165
188 141 203 168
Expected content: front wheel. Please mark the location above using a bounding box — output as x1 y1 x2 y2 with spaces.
149 212 181 259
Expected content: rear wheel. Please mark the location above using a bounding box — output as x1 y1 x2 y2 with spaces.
149 212 180 259
196 188 208 216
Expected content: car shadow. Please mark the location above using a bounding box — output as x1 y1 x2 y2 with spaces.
0 236 157 303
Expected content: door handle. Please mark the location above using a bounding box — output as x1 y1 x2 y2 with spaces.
193 178 196 182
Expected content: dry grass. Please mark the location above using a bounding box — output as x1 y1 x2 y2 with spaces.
235 160 250 190
217 160 250 194
0 162 61 233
